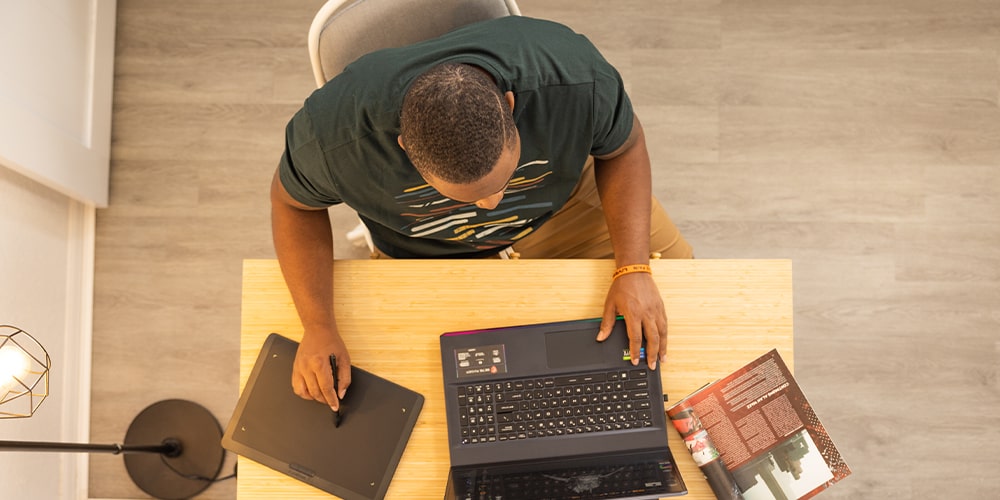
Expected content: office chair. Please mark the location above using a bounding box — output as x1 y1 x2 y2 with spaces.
306 0 522 253
308 0 521 87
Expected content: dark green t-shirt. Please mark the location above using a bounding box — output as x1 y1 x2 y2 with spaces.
279 16 634 258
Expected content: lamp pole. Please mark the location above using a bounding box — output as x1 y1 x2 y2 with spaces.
0 439 180 456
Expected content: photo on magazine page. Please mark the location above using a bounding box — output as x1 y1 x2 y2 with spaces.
670 405 744 500
730 428 833 500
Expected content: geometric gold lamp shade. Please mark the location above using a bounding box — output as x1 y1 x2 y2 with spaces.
0 324 50 418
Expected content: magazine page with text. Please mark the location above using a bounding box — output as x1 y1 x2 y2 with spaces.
667 349 850 499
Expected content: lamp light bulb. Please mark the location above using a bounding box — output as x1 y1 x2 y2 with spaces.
0 345 31 395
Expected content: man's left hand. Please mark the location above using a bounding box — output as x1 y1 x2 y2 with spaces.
596 272 667 370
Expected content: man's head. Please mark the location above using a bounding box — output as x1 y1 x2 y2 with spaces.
399 63 519 209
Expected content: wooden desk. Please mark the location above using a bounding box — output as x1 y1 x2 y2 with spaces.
238 259 793 499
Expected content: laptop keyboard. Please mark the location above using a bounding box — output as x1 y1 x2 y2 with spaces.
456 368 655 445
458 460 678 499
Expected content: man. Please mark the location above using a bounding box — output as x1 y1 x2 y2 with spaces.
270 16 692 413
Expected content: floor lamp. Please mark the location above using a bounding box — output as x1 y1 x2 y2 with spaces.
0 325 229 499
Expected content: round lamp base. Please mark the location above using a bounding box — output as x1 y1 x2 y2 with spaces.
123 399 225 500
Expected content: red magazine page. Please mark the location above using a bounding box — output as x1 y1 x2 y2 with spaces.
667 349 850 499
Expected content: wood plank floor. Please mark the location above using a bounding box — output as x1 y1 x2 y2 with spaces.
93 0 1000 498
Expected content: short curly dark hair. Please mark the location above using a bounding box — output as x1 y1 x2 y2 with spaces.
400 63 517 184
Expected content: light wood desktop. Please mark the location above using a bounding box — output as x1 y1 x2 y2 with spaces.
238 258 793 500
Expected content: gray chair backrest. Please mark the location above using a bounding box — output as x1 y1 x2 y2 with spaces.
309 0 520 87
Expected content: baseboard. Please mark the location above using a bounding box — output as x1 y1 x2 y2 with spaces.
65 201 95 499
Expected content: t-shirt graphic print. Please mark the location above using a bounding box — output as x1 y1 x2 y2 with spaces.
394 159 554 250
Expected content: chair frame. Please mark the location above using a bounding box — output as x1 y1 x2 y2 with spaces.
307 0 521 88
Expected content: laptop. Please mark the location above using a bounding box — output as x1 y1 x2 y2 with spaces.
440 317 687 499
222 333 424 500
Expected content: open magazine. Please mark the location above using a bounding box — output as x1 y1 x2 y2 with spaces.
667 349 850 500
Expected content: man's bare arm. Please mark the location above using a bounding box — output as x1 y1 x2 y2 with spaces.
270 168 351 409
592 115 667 369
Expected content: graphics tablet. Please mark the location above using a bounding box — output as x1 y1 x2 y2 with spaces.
222 333 424 500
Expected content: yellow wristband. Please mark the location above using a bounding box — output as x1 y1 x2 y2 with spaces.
612 264 652 280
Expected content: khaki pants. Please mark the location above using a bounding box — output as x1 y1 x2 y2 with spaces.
510 157 692 259
373 157 693 260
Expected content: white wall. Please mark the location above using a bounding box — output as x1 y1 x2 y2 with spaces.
0 166 94 499
0 0 112 496
0 0 116 206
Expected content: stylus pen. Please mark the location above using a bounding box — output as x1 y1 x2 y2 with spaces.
329 355 342 427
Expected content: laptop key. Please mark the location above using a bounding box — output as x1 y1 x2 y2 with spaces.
497 403 517 413
625 379 649 390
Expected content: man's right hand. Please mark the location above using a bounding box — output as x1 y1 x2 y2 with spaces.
292 328 352 411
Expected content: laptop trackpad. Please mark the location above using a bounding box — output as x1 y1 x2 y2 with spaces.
544 327 624 369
